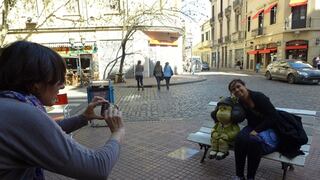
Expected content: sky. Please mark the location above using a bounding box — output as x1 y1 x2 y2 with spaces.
181 0 211 44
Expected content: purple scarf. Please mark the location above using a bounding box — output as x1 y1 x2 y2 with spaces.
0 91 45 180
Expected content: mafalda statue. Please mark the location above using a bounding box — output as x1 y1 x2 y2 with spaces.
209 96 246 160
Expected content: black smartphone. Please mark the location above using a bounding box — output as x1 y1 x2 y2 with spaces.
100 102 110 116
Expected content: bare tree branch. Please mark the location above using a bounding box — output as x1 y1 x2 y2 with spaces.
23 0 73 40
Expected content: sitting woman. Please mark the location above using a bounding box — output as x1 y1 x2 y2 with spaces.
228 79 279 180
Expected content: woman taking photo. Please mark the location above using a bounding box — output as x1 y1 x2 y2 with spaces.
0 41 125 179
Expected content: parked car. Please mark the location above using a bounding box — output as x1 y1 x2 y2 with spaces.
265 59 320 84
201 62 210 71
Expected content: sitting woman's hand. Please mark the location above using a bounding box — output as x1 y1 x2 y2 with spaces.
250 130 258 136
82 96 108 121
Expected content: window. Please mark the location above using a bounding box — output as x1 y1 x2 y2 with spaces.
258 12 264 35
270 5 277 24
227 20 230 36
212 5 215 19
206 31 210 41
235 14 240 31
292 5 307 29
247 16 251 32
201 34 204 42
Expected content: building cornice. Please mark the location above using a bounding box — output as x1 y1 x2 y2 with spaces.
8 25 184 35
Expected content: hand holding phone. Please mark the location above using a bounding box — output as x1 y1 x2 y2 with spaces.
100 102 110 117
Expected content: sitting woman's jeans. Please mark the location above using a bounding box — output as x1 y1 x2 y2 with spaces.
234 126 279 179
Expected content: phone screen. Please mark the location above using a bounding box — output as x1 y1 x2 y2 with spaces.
100 102 110 116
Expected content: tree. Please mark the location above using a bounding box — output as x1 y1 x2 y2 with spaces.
0 0 73 47
102 0 184 82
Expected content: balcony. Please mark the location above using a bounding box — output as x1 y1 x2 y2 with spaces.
232 31 245 42
201 40 212 48
225 6 232 18
210 18 215 26
251 27 265 37
213 39 219 46
285 17 320 31
218 12 223 21
233 0 243 11
224 35 231 43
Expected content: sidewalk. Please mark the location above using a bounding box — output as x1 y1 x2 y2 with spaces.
113 74 207 88
45 71 320 180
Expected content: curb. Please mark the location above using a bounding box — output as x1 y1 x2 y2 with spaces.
115 77 207 88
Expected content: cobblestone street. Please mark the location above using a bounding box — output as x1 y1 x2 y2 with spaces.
46 72 320 180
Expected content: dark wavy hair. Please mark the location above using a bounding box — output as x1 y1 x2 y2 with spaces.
228 79 246 92
0 41 66 93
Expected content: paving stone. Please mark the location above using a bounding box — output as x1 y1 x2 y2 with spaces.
45 73 320 180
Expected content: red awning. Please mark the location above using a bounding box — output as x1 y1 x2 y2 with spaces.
252 9 264 20
285 45 308 50
264 3 277 14
259 49 271 54
289 0 308 7
258 48 278 54
248 50 258 54
269 48 277 52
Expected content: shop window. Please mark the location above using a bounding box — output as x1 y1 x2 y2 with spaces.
65 58 78 70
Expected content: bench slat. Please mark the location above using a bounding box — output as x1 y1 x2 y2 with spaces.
187 127 313 167
208 101 317 116
263 152 308 166
191 102 317 169
199 127 211 134
187 132 211 146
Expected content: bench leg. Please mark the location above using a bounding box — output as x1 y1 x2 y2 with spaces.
281 163 293 180
199 144 210 163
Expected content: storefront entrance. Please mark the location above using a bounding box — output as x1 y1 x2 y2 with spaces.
285 40 308 61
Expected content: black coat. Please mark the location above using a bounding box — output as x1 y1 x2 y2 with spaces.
275 110 308 159
239 90 278 132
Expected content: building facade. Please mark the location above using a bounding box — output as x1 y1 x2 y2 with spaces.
211 0 320 72
193 20 213 66
1 0 183 85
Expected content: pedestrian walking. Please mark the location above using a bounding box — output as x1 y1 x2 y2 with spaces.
313 54 320 69
153 61 163 90
255 62 261 73
163 62 174 90
0 41 125 179
135 60 144 91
